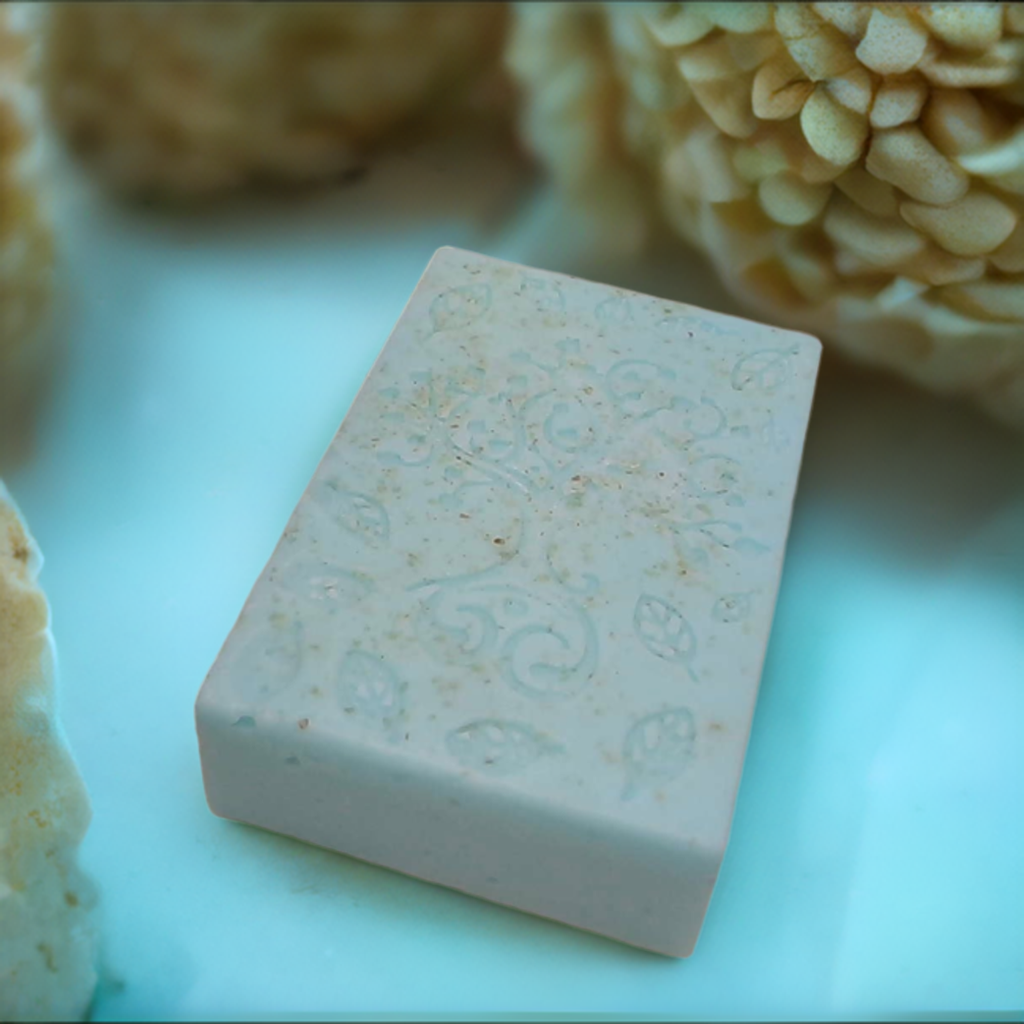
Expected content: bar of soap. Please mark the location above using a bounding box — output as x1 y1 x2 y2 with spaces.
0 482 98 1020
196 248 820 957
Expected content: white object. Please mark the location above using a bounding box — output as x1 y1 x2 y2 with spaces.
195 247 819 957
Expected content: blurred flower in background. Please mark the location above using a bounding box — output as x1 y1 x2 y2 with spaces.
40 1 508 198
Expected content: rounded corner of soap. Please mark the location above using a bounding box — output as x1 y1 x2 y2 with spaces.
193 677 231 736
802 330 825 358
430 245 465 265
788 328 824 366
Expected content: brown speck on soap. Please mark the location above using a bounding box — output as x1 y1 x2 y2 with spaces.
298 718 310 730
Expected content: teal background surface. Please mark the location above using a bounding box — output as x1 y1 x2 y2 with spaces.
7 131 1024 1021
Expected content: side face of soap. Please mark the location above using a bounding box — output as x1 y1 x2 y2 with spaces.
196 247 820 957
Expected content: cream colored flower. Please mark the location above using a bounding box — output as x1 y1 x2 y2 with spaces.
40 1 508 198
0 482 98 1022
0 6 54 466
508 2 1024 428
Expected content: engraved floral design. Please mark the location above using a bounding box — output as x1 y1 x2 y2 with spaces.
336 650 407 739
414 581 598 701
376 310 768 552
731 347 802 393
311 479 390 542
445 719 563 776
336 491 389 541
622 707 698 800
367 282 780 712
278 560 374 607
633 594 698 679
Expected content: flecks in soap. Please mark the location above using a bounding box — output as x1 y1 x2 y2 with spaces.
445 719 563 776
622 708 697 800
633 594 698 679
712 592 753 624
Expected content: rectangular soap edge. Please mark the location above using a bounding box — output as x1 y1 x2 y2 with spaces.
195 691 730 864
698 341 823 864
196 710 721 958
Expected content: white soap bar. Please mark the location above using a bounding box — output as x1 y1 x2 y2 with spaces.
0 482 98 1020
196 248 820 957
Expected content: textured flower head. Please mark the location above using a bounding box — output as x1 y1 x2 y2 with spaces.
509 3 1024 427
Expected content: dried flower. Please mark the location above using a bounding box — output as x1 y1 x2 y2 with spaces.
0 483 98 1021
508 2 1024 428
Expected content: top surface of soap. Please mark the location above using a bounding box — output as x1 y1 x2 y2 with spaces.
201 247 820 854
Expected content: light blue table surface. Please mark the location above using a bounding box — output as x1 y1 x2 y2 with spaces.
8 133 1024 1021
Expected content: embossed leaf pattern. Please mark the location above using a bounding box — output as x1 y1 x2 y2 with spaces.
520 275 565 312
691 454 744 506
445 719 562 776
679 519 769 556
623 707 697 800
336 491 389 542
730 348 797 392
594 294 633 324
633 594 697 677
430 284 492 332
337 650 405 728
605 359 678 419
283 560 374 605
